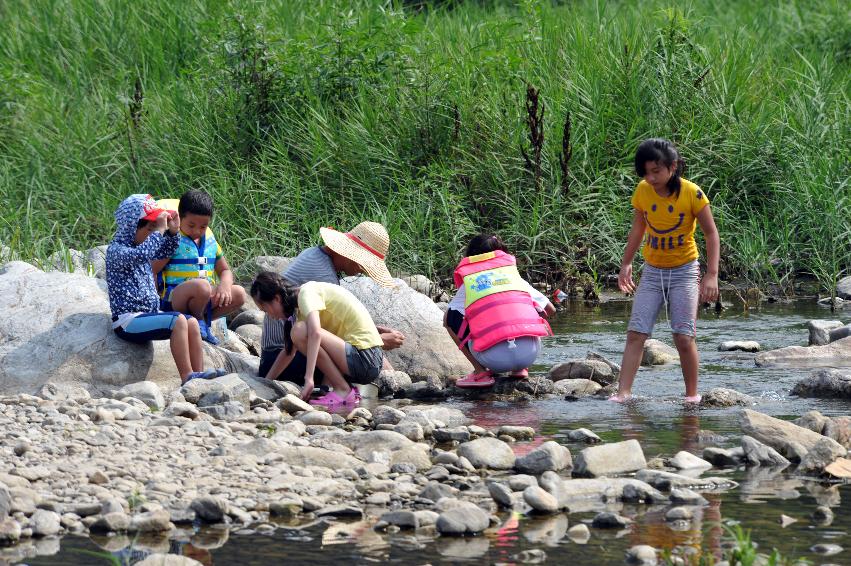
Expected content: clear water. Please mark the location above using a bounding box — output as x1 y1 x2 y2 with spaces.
13 300 851 565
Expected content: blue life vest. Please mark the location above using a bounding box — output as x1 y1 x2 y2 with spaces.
158 232 220 301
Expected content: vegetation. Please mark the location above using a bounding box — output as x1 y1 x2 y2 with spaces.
1 0 848 290
663 524 810 565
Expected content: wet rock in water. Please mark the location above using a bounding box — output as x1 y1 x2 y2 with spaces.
717 340 760 352
810 543 843 556
837 276 851 299
0 517 21 544
487 482 515 508
90 512 131 533
514 376 555 395
565 428 602 443
566 523 590 544
190 497 228 523
376 510 419 530
457 437 516 470
665 506 693 521
29 509 61 537
812 506 834 524
670 488 708 506
779 514 797 528
436 502 490 535
573 439 646 477
635 469 738 491
403 405 470 428
700 387 755 408
511 549 548 564
136 555 204 566
825 417 851 450
269 498 303 517
375 370 413 396
755 336 851 368
515 441 573 475
553 379 602 398
592 512 631 529
626 545 658 565
129 509 172 533
702 446 744 467
740 409 847 460
669 451 712 471
316 505 364 519
799 437 847 472
808 320 845 346
791 369 851 400
0 484 11 519
741 435 790 467
548 359 616 385
523 486 559 514
113 381 164 410
642 339 678 366
433 427 471 443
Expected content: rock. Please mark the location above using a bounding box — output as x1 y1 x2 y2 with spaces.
669 451 712 471
756 336 851 368
808 320 844 346
114 381 165 410
635 469 737 491
190 497 228 522
136 556 203 566
812 506 834 524
718 341 760 352
514 376 554 395
700 388 754 407
29 509 61 536
498 426 535 440
670 488 708 506
342 277 472 380
182 373 250 407
298 411 333 426
642 339 678 365
377 510 418 529
269 498 303 517
433 427 471 443
800 437 846 472
399 274 442 300
394 420 424 441
573 439 646 477
795 410 830 434
553 379 602 397
837 276 851 299
702 446 744 467
316 505 364 518
0 484 10 519
565 428 602 443
779 514 797 528
375 370 413 396
162 402 200 419
85 245 108 278
129 509 172 532
741 435 790 467
457 438 516 470
276 446 362 470
810 543 843 556
198 401 245 421
254 256 292 274
592 512 631 529
420 482 458 502
566 523 590 544
548 359 615 385
626 545 658 565
229 309 264 331
487 482 514 508
740 409 846 460
402 405 470 427
515 441 573 475
436 502 490 535
791 369 851 399
523 486 559 514
0 518 22 544
372 405 405 426
90 512 131 533
665 506 693 521
277 394 313 414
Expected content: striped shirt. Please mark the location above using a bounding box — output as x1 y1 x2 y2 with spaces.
260 246 339 350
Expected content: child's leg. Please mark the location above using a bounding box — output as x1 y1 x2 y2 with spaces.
673 333 699 397
615 265 664 398
114 312 194 380
669 261 701 397
615 331 649 397
211 284 247 319
168 279 213 320
168 314 194 380
290 322 351 395
443 309 487 374
186 316 204 373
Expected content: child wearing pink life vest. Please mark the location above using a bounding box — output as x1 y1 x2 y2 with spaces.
445 234 555 388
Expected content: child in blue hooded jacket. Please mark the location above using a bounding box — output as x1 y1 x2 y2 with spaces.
106 194 224 383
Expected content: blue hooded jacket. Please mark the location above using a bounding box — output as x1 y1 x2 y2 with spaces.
106 194 180 318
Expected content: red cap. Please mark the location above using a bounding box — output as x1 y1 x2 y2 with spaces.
140 194 167 221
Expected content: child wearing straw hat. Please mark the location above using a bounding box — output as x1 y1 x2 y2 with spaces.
258 222 405 385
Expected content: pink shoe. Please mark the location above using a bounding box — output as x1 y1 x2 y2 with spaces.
310 391 346 409
684 394 702 404
509 368 529 379
456 371 495 389
343 386 361 407
608 393 632 403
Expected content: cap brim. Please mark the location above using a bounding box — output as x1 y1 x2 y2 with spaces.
141 208 167 221
320 227 395 287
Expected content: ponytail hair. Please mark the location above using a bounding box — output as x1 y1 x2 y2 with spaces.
634 138 685 197
250 271 299 354
466 234 508 257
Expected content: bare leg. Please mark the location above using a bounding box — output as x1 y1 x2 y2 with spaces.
291 323 352 396
187 317 205 372
615 331 649 397
443 313 486 373
673 333 699 397
211 284 247 319
168 279 213 320
169 315 193 381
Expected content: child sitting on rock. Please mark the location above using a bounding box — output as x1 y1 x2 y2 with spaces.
106 194 225 383
250 271 384 408
152 190 246 345
445 234 555 388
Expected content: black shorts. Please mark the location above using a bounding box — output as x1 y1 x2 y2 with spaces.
446 308 469 340
259 349 324 386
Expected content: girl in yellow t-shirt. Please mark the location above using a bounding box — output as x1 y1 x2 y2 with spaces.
250 271 384 409
610 138 720 404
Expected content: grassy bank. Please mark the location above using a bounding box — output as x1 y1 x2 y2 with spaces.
1 0 848 291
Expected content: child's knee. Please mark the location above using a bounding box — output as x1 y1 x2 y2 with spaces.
172 313 187 332
626 330 648 345
290 321 307 345
672 333 695 349
231 285 246 306
186 316 200 333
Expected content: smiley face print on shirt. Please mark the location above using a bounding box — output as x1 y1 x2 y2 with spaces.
631 179 709 268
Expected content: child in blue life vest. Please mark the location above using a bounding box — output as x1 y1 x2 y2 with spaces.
106 194 226 383
152 190 246 344
445 234 555 389
610 138 720 404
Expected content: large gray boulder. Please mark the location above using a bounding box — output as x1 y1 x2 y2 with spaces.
0 262 258 396
791 369 851 399
755 337 851 368
515 441 572 475
837 276 851 300
341 277 472 380
807 320 844 346
458 437 516 470
573 439 647 477
740 409 846 463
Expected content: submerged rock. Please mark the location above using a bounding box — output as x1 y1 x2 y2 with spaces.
718 341 760 352
791 369 851 400
740 436 790 467
700 388 754 408
755 336 851 368
740 409 846 464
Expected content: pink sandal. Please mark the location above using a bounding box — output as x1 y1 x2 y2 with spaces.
456 370 495 389
509 368 529 379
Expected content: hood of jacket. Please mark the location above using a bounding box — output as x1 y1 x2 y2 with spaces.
112 194 147 246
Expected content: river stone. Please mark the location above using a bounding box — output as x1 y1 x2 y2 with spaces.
298 411 333 426
190 497 227 522
700 388 754 408
702 446 744 467
523 486 559 514
278 446 362 469
810 543 843 556
436 502 489 535
342 277 472 380
670 488 708 506
129 509 172 532
741 435 790 467
799 437 846 472
457 437 516 470
514 376 555 395
717 341 760 352
90 512 131 533
162 402 199 419
277 394 313 414
812 506 834 524
0 484 10 519
626 545 658 565
378 510 418 529
229 309 264 332
198 401 245 421
566 428 602 443
269 498 303 517
808 320 844 346
837 276 851 299
566 523 590 544
488 482 514 508
740 409 846 460
317 505 364 519
795 410 830 434
791 369 851 399
393 420 424 441
180 373 250 406
0 262 257 396
113 381 164 410
372 405 405 426
592 512 631 529
665 506 693 521
573 439 646 477
136 555 203 566
498 426 535 440
375 370 413 396
635 469 737 491
433 427 471 443
669 451 712 471
0 518 22 544
403 405 470 427
515 441 573 475
755 336 851 368
548 359 615 384
30 509 61 536
553 379 602 397
642 339 678 366
825 416 851 449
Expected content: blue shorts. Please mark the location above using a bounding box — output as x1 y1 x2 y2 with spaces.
628 261 700 337
113 312 182 344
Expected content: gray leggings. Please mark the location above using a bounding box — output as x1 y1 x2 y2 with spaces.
470 336 541 373
628 261 700 337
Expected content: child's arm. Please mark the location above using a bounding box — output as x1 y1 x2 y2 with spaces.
264 348 296 381
110 214 179 266
696 206 720 303
212 257 235 308
301 310 322 400
618 210 647 294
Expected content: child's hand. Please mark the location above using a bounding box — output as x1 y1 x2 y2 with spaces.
166 210 180 235
618 263 636 294
300 378 314 401
211 283 232 308
380 328 405 350
153 211 169 232
699 273 720 303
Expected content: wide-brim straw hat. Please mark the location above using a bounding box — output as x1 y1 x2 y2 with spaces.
320 221 394 287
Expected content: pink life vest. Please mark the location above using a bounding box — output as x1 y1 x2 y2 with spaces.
453 250 552 352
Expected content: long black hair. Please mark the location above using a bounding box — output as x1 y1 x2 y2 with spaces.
634 138 684 197
466 234 508 257
251 271 299 354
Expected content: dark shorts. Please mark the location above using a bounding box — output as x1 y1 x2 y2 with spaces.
258 349 324 386
446 308 469 340
113 312 182 344
345 343 383 384
160 298 213 314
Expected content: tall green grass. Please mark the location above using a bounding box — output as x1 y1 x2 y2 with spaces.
1 0 848 289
